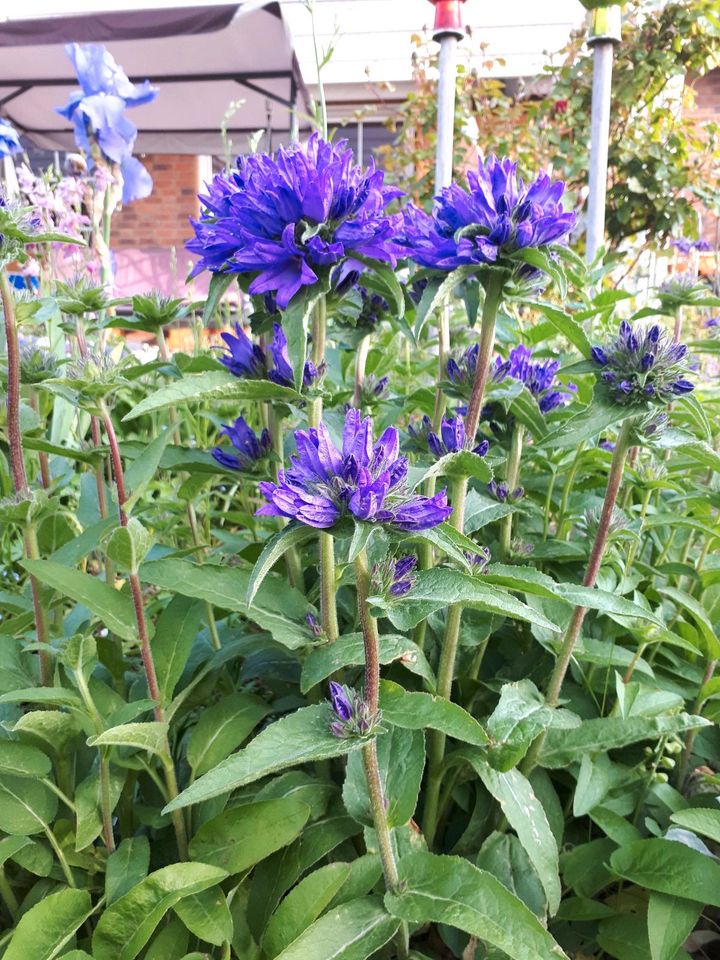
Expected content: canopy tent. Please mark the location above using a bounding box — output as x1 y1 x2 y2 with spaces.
0 2 309 155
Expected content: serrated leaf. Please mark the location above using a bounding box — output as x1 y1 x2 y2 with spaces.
247 523 316 607
384 852 568 960
21 559 137 641
92 862 228 960
106 518 155 573
165 705 375 812
189 797 310 874
123 371 300 422
3 888 93 960
88 721 168 756
379 680 488 745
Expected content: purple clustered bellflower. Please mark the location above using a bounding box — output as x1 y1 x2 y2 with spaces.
426 414 489 459
493 344 576 414
257 408 452 530
396 155 575 271
328 681 379 739
671 237 711 255
591 320 694 405
372 554 418 600
219 321 318 389
187 134 401 309
57 43 158 203
212 416 271 472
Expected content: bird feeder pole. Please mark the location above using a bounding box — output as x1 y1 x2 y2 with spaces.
429 0 466 192
585 3 622 263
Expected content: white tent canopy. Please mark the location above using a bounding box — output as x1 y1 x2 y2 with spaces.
0 2 308 155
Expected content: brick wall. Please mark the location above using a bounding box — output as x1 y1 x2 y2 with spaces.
688 69 720 251
112 153 201 250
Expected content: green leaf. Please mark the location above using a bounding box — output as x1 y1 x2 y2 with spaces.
610 838 720 907
418 450 492 485
248 816 360 937
88 722 168 757
413 267 478 338
92 862 228 960
189 797 310 874
144 918 189 959
106 518 155 573
539 713 709 768
187 691 271 776
528 301 592 357
273 897 400 960
353 254 405 319
262 862 352 958
123 371 300 422
124 428 173 511
486 680 553 771
301 635 433 694
477 832 547 919
3 888 93 960
173 887 233 947
152 595 204 704
0 686 83 708
165 705 374 812
648 891 701 960
379 567 560 633
202 272 235 325
455 752 560 914
379 680 488 746
659 586 720 658
141 558 312 650
384 852 568 960
282 287 322 391
75 767 125 851
343 726 424 828
540 402 628 448
247 523 316 608
0 836 32 868
0 740 52 778
21 559 137 642
0 774 58 835
670 808 720 844
106 836 151 904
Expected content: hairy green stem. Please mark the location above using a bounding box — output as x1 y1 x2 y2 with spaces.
186 501 222 651
354 549 407 956
319 533 339 642
100 402 189 859
2 273 52 685
558 442 586 539
498 422 524 561
522 418 634 775
309 296 327 430
423 475 468 848
464 273 505 439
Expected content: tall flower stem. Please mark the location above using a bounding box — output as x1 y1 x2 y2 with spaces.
319 532 339 642
353 334 371 407
464 273 506 439
498 422 524 561
354 549 408 957
99 401 189 860
422 475 468 847
1 272 51 685
422 275 505 848
309 296 327 430
522 418 635 775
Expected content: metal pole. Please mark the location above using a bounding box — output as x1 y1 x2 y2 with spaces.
585 4 622 263
430 0 466 192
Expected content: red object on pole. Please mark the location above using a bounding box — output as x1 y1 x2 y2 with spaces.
429 0 466 40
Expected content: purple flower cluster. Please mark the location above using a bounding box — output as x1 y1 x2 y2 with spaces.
704 315 720 330
212 416 271 472
466 547 491 573
671 237 711 255
219 321 318 389
0 118 21 158
395 155 575 271
427 415 489 459
57 44 158 203
487 480 524 503
446 344 479 395
328 681 379 739
372 554 418 599
257 408 452 530
591 321 694 405
493 344 576 414
187 134 401 308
